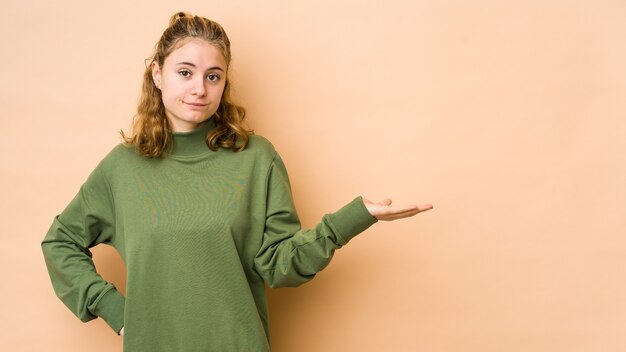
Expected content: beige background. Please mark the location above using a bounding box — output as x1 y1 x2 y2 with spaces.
1 0 625 351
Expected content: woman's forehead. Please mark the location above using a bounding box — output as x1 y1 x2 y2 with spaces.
165 38 227 67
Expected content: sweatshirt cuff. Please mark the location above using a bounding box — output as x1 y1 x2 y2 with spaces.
92 285 125 335
327 196 378 245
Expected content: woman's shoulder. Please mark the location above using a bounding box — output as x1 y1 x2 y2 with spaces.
95 143 138 170
245 134 277 157
106 143 137 160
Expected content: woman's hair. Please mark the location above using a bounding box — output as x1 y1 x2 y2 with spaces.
121 12 252 157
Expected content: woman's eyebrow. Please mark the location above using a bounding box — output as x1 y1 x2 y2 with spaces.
175 61 224 72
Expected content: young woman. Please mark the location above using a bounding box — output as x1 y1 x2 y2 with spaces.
41 12 432 352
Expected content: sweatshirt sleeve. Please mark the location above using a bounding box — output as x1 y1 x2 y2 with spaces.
254 153 378 288
41 164 125 335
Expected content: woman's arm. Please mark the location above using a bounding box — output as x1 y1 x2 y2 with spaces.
41 165 125 335
253 153 432 288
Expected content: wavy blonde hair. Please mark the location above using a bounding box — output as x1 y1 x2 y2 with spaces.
121 12 252 157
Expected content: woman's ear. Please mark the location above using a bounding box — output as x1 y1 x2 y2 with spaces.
151 61 162 90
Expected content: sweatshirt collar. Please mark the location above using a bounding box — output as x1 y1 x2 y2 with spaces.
169 118 216 157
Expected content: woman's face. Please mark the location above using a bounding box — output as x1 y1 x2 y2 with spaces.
152 38 227 132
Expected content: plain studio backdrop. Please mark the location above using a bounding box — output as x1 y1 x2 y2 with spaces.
1 0 625 351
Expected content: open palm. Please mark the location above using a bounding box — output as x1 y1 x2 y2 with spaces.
363 198 433 221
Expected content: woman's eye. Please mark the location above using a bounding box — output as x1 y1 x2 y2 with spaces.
207 73 220 81
178 70 191 77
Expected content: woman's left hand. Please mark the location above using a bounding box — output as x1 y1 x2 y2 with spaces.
363 198 433 221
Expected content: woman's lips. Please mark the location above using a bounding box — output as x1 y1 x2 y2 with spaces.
184 101 208 109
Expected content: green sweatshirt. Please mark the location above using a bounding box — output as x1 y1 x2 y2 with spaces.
41 118 377 351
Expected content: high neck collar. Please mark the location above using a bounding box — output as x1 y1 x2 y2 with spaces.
169 118 216 157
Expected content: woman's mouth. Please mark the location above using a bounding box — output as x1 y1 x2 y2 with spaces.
184 101 208 109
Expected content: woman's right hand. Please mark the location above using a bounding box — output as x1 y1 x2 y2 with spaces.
120 327 124 336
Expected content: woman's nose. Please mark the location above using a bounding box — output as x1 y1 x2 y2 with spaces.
191 77 207 96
